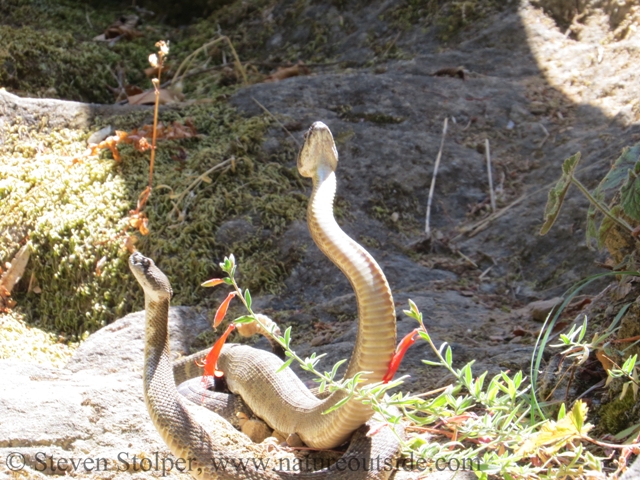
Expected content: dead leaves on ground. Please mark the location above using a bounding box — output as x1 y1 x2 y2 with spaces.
127 186 152 237
77 120 197 165
128 211 149 236
127 87 184 105
133 120 197 142
264 62 310 83
0 244 31 313
94 15 143 43
144 64 171 79
517 400 592 458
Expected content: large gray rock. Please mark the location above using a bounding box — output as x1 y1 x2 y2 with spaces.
67 307 210 375
0 308 208 479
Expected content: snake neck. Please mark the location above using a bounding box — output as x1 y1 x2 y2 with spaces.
308 167 396 382
143 299 179 419
143 298 204 462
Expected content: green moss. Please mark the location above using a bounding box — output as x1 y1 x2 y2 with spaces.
0 0 169 103
174 0 276 63
1 120 132 334
1 0 115 36
173 0 339 68
117 105 306 313
1 98 308 336
0 25 115 103
0 311 79 367
368 179 422 234
436 0 506 42
381 0 440 31
598 389 637 434
381 0 507 42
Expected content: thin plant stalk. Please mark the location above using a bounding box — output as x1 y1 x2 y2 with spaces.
570 176 634 233
171 36 247 87
485 138 496 212
148 75 161 194
251 97 300 147
425 117 448 238
127 41 169 233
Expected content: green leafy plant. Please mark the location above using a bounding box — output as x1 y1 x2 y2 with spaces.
587 144 640 251
552 313 640 402
540 150 636 242
540 145 640 276
200 255 638 479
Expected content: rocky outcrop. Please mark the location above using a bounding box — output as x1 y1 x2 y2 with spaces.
0 307 208 479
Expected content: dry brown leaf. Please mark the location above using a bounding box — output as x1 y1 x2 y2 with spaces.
128 211 150 236
94 15 143 42
124 235 138 254
27 272 41 294
0 244 31 294
139 218 149 236
127 88 184 106
95 256 107 277
513 327 534 337
82 121 196 164
264 62 310 83
551 320 569 333
0 244 31 312
144 65 171 78
596 349 615 372
135 137 151 152
432 67 466 80
125 85 144 96
89 131 128 162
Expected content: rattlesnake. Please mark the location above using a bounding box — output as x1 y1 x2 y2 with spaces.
130 122 405 479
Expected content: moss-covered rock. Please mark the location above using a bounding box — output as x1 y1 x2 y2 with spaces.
1 98 307 336
597 388 638 434
0 0 166 103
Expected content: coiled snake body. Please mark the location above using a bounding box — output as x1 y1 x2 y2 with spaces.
130 122 403 479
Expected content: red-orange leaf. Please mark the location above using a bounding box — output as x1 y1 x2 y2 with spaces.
213 292 236 327
199 323 236 377
383 329 420 383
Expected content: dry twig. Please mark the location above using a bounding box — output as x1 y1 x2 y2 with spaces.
126 40 169 240
485 139 496 212
171 36 247 87
251 97 300 148
425 118 448 238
